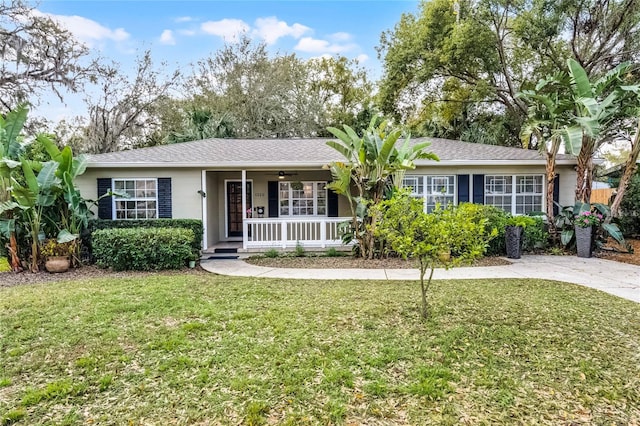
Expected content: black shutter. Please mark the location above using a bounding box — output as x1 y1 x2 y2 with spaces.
457 175 470 204
472 174 485 204
97 178 112 219
268 181 279 218
553 174 560 216
157 178 172 219
327 189 339 217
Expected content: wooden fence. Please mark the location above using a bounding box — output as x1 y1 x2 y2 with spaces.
590 188 615 204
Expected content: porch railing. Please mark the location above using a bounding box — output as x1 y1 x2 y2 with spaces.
243 217 351 249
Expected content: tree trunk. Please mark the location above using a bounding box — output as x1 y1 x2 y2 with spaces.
419 261 435 319
610 126 640 218
8 231 22 272
545 143 559 226
575 136 595 203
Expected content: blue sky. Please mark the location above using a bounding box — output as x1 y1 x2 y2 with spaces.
35 1 419 120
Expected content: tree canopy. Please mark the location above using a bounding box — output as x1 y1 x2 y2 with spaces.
377 0 640 146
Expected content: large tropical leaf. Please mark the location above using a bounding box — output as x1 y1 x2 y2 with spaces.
10 184 36 208
602 223 624 244
57 229 78 243
568 59 593 98
561 229 574 246
72 154 88 177
0 218 15 238
36 161 61 190
2 104 28 152
561 126 585 155
0 200 20 215
20 158 39 195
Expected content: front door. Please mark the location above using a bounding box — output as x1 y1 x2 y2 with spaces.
227 181 252 237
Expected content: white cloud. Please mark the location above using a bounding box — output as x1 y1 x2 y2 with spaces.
160 29 176 45
34 10 129 47
294 37 356 54
201 19 250 42
356 54 369 63
175 16 194 23
253 17 310 45
329 32 352 42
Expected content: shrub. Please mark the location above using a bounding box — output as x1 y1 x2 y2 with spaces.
522 216 548 251
619 173 640 236
480 206 510 256
92 227 194 271
86 219 203 255
264 249 279 258
325 247 344 257
294 241 306 257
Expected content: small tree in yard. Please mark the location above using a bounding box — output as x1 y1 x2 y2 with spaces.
374 192 494 319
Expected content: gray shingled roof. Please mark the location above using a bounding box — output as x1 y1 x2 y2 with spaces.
86 137 575 168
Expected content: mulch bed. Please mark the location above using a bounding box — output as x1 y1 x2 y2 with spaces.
596 238 640 266
0 266 207 289
246 255 512 269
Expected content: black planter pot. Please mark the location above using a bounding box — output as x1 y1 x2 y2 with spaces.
505 225 523 259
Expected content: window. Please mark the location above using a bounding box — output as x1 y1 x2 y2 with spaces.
279 181 327 216
425 176 455 211
113 179 158 219
485 175 543 214
402 175 456 212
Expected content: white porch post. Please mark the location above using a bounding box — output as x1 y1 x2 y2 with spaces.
201 170 208 250
242 169 247 250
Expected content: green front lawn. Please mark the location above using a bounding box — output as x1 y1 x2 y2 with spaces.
1 274 638 425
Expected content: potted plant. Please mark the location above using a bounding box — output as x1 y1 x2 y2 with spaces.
505 216 528 259
40 239 76 273
187 253 199 269
574 210 602 258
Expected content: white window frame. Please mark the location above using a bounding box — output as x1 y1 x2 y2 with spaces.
484 174 544 215
403 175 456 212
112 178 159 220
279 181 328 217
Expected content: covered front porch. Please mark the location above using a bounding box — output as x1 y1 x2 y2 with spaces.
201 168 351 252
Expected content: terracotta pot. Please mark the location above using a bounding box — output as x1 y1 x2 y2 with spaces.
45 256 70 273
438 249 451 263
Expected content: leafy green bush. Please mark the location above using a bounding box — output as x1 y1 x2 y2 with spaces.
92 228 194 271
619 173 640 236
480 206 510 255
522 216 548 251
86 219 203 255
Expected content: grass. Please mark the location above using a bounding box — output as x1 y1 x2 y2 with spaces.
1 274 639 425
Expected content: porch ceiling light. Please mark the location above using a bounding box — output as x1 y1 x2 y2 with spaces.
278 171 286 179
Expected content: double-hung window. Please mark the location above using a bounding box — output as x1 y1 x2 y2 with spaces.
402 175 456 212
279 182 327 216
485 175 543 214
113 178 158 219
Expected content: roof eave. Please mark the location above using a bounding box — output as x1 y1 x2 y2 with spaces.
86 158 578 169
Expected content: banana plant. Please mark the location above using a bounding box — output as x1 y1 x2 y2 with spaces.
326 117 438 258
0 104 29 271
10 159 60 272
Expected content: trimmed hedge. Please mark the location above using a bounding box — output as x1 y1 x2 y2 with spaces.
86 219 203 254
92 228 194 271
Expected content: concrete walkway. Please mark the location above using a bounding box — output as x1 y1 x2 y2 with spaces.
200 255 640 303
